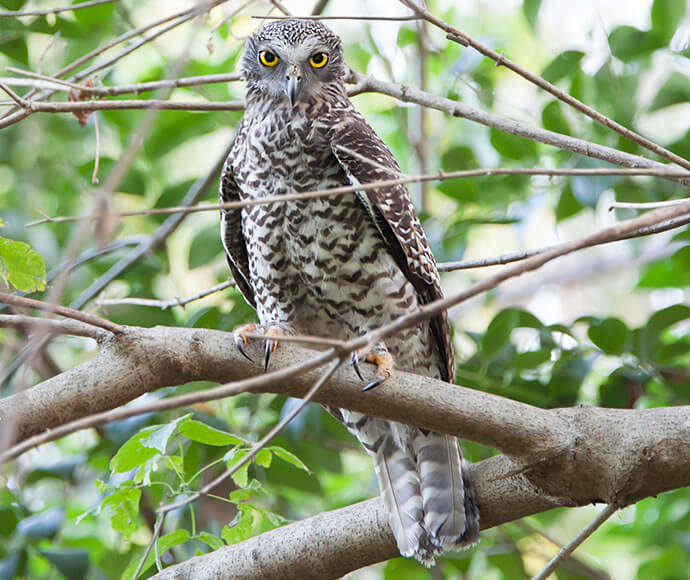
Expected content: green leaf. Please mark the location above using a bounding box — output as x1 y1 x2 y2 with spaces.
109 427 160 473
522 0 542 30
197 531 224 551
541 50 584 83
0 36 28 65
39 550 89 580
588 317 630 354
225 448 250 487
608 25 664 61
221 505 254 544
0 236 46 292
179 419 247 446
651 0 686 41
650 73 690 111
255 448 272 468
140 421 179 453
541 100 571 135
101 487 141 535
555 183 583 220
268 446 311 473
16 508 64 539
490 129 538 160
189 225 222 269
440 145 478 171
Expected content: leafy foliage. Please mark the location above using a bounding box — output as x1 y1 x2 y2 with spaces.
0 0 688 578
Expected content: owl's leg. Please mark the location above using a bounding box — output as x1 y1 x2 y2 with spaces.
351 343 394 392
233 322 293 370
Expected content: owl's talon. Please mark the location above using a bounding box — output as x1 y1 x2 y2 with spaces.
358 348 393 392
237 340 254 363
262 326 287 371
350 352 364 382
361 378 384 392
264 339 277 371
234 323 262 362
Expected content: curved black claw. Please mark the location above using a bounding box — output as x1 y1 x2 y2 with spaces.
235 336 254 363
350 352 364 382
361 377 384 392
264 340 273 371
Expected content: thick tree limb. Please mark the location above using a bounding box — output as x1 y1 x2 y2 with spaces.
152 455 555 580
1 324 688 504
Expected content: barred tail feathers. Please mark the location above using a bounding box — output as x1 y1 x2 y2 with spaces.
339 411 437 565
413 431 480 551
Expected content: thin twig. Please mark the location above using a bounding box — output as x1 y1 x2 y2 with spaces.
0 80 30 108
311 0 330 16
0 292 122 334
438 213 690 271
158 356 343 515
0 0 119 17
609 197 690 211
0 0 229 129
1 98 245 113
92 112 101 184
5 67 243 97
399 0 690 171
26 167 690 227
95 280 235 310
532 503 619 580
349 71 690 188
253 14 420 21
132 515 165 580
0 314 102 340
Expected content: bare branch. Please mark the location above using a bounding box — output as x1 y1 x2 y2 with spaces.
0 292 122 334
253 14 421 21
533 504 620 580
95 280 235 310
350 71 690 188
1 98 244 114
609 197 690 211
438 213 690 271
0 0 119 18
399 0 690 171
0 314 102 339
0 0 230 129
5 68 243 97
26 167 690 227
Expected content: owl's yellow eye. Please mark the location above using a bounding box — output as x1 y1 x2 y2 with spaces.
259 50 279 67
309 52 328 68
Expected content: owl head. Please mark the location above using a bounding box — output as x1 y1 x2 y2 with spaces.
241 19 347 106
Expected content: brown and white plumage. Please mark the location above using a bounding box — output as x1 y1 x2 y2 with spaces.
220 18 479 565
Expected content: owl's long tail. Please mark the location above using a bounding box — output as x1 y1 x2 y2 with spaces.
412 430 480 552
338 410 479 566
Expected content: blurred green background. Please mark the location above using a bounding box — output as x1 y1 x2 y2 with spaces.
0 0 688 578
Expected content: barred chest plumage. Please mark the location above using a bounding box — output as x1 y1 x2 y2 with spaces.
230 101 438 374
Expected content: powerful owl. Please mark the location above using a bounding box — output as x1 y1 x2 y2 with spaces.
219 18 480 565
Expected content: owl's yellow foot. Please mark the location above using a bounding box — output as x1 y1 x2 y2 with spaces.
233 322 292 370
351 344 393 392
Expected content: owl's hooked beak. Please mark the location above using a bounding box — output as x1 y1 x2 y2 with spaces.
284 70 303 106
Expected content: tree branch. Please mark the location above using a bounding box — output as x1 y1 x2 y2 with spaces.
399 0 690 171
0 292 122 334
349 71 690 188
